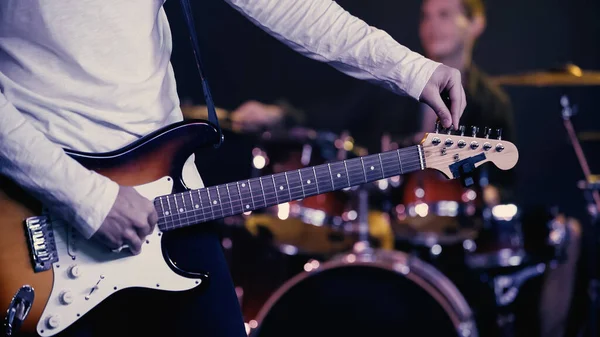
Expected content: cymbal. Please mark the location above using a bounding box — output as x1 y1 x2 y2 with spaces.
180 103 231 121
578 131 600 142
492 64 600 86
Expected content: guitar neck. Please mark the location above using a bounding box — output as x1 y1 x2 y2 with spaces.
155 145 424 231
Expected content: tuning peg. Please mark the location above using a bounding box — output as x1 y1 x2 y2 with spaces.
471 126 479 137
459 125 465 136
435 120 441 133
496 128 503 140
447 124 453 135
484 127 491 139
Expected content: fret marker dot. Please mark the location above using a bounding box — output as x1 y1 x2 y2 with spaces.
242 183 246 187
246 205 250 209
195 205 199 209
280 186 284 190
337 174 341 178
307 180 311 184
179 208 183 213
213 200 217 205
165 211 170 215
370 166 374 170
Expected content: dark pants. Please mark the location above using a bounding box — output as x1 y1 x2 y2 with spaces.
59 225 247 337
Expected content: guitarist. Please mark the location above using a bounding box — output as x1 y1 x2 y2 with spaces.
0 1 466 336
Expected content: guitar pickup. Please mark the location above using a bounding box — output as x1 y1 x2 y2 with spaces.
24 216 58 272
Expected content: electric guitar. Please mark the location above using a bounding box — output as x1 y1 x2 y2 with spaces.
0 120 518 336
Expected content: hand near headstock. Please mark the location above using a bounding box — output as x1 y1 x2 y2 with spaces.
420 121 518 185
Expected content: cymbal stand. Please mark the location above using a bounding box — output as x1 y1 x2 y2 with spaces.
353 184 373 255
560 95 599 337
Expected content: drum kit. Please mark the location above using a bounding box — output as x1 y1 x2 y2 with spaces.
183 63 600 337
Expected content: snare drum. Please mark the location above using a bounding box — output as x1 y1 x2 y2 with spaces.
249 249 478 337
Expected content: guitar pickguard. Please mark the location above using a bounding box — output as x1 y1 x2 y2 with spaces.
35 176 203 336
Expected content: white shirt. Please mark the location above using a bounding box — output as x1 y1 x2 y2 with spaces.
0 0 440 239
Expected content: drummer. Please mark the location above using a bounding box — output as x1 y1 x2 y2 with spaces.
409 0 517 206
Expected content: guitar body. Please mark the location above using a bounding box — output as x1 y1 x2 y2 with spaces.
0 121 220 336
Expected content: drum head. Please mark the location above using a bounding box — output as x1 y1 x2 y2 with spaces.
251 251 476 337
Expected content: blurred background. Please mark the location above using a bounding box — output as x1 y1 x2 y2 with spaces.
162 1 600 336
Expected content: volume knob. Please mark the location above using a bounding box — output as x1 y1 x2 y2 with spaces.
45 314 61 329
68 265 81 279
59 290 74 305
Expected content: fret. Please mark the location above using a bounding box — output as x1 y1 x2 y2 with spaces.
227 183 244 214
380 151 401 177
249 179 266 209
198 189 213 220
217 185 233 217
327 163 335 190
284 172 293 201
238 181 254 212
270 175 280 205
261 176 277 206
188 190 205 222
342 160 351 186
297 170 306 199
195 189 211 221
273 173 290 203
182 191 198 224
165 196 179 226
345 158 365 185
362 154 384 182
329 162 349 190
396 149 404 174
157 196 172 229
299 167 318 197
286 170 304 200
215 186 226 216
172 195 184 217
258 178 268 206
206 187 223 219
315 164 333 193
312 167 320 195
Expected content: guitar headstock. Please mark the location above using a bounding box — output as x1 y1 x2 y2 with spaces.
420 125 518 181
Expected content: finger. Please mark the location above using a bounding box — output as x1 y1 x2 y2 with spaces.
123 228 143 255
132 215 153 237
461 86 467 117
148 209 159 232
426 94 453 128
448 81 462 130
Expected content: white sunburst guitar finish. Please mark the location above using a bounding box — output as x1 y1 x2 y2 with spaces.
35 176 202 336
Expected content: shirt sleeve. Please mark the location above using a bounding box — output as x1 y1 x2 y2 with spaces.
0 93 119 239
223 0 441 100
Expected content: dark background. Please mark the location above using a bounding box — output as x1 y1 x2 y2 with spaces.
164 0 600 226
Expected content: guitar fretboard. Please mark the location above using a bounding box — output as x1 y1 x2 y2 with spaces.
155 145 423 231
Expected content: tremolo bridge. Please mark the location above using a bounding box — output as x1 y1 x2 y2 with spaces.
25 215 58 273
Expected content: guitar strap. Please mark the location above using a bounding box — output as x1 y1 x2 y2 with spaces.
178 0 224 147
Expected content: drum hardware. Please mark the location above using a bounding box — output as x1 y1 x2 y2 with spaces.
561 94 600 337
488 263 547 337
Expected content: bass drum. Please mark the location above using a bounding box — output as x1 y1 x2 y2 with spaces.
249 249 477 337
